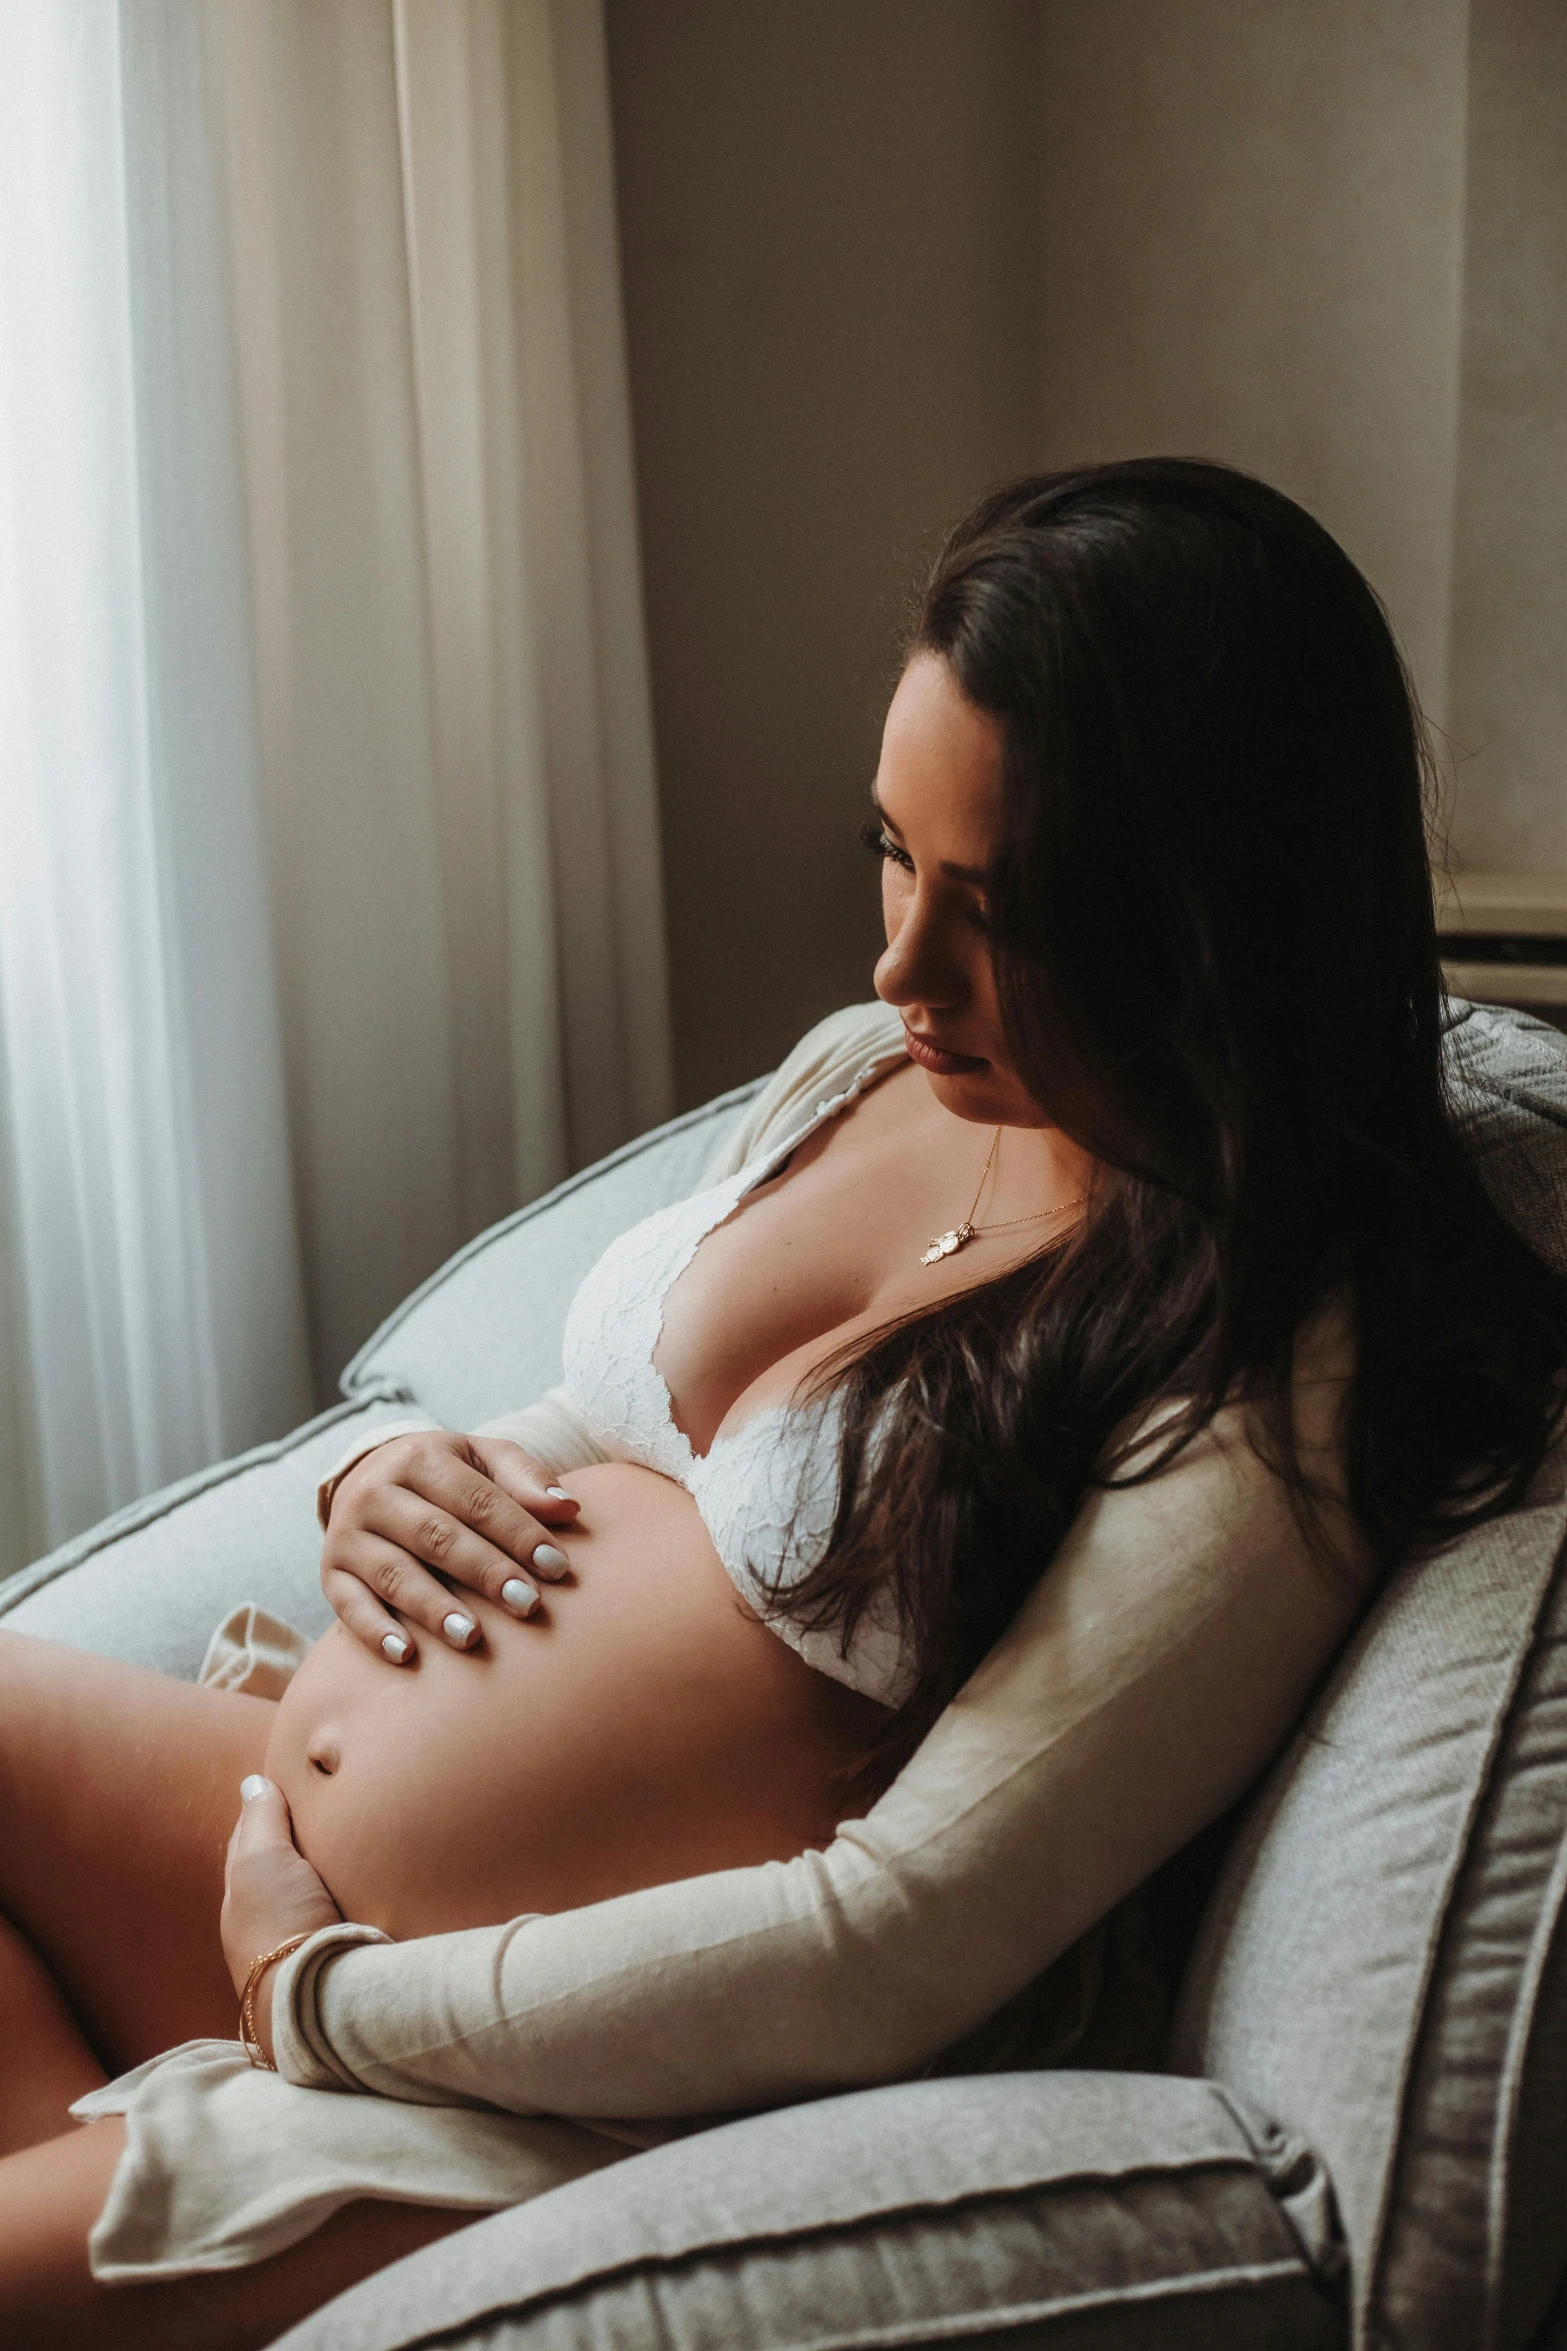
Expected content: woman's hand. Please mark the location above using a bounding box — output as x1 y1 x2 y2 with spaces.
221 1775 343 2068
321 1433 581 1663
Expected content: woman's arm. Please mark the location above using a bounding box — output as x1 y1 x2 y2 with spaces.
274 1313 1367 2116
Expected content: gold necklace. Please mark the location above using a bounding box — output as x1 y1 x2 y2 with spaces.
920 1127 1087 1266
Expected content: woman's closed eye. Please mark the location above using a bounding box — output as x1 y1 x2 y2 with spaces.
861 815 992 933
859 814 912 873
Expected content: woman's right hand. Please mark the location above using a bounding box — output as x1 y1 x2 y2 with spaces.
320 1433 581 1663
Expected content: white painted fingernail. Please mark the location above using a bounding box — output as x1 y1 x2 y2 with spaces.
532 1543 569 1577
545 1486 570 1500
501 1577 540 1616
442 1611 478 1648
240 1775 269 1803
382 1631 412 1664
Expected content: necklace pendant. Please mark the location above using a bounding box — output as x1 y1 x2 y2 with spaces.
920 1222 975 1267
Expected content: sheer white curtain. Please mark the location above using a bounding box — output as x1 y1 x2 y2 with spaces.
0 0 311 1573
209 0 672 1395
0 0 670 1574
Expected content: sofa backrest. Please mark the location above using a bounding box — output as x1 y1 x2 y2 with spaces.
340 1079 764 1429
1172 999 1567 2351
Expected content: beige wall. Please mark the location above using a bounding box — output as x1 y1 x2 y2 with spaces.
1446 0 1567 869
606 0 1043 1107
1033 0 1470 731
608 0 1566 1108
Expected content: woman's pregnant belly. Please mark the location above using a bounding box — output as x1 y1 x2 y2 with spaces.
265 1462 885 1940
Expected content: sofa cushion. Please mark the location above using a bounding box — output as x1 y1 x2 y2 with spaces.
270 2073 1346 2351
1171 1448 1567 2351
1441 997 1567 1273
0 1392 416 1674
338 1080 763 1432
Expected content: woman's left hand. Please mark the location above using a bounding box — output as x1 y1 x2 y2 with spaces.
221 1775 343 2066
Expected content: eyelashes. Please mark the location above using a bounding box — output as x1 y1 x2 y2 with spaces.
859 815 912 871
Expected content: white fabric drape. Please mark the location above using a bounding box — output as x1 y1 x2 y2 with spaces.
0 0 312 1574
0 0 671 1570
208 0 672 1395
206 4 667 1391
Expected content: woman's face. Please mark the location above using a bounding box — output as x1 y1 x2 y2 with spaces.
871 652 1051 1130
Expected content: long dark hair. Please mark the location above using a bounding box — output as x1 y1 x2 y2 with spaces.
773 458 1567 1796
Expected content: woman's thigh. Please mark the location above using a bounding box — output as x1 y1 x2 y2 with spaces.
0 2118 471 2351
0 1630 273 2069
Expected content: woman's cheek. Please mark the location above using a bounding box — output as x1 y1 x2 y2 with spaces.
881 862 909 943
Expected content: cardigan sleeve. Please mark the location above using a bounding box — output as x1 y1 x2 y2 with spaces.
273 1300 1365 2117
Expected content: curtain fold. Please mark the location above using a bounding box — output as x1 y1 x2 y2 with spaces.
0 0 671 1566
209 0 672 1395
0 0 312 1575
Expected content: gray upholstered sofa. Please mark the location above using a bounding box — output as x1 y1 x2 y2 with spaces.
6 997 1567 2351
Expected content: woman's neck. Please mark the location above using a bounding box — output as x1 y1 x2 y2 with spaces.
914 1081 1098 1227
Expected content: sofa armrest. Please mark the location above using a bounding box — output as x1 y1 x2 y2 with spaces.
273 2071 1345 2351
0 1389 420 1674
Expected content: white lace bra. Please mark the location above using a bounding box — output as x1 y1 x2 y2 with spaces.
560 1049 916 1708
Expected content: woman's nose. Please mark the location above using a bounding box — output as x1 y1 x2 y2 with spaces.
875 891 967 1011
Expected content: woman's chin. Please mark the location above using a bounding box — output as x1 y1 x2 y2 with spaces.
916 1064 1053 1129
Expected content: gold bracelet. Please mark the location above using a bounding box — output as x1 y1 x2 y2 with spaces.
240 1933 314 2071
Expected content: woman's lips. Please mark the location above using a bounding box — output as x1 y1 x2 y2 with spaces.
902 1027 990 1076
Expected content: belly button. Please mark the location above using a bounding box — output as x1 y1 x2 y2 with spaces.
307 1733 341 1777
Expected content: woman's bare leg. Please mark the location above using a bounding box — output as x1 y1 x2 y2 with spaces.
0 1913 106 2156
0 1633 477 2345
0 2118 474 2351
0 1629 273 2074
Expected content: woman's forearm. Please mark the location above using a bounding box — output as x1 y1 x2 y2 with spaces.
275 1336 1366 2119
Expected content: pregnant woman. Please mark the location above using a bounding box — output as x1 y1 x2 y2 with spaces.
3 460 1565 2348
